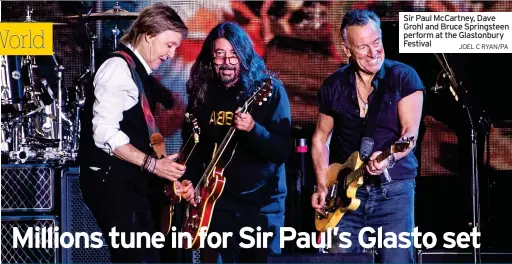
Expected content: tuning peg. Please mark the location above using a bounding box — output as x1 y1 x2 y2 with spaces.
258 102 263 106
263 98 267 101
268 93 272 97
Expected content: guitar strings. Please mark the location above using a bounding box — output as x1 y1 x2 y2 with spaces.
178 134 192 158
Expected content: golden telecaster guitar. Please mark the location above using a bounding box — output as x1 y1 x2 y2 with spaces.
315 137 415 232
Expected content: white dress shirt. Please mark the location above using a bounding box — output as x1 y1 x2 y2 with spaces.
92 44 152 154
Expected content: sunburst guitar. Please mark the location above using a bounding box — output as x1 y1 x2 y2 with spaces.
315 136 415 232
182 77 273 249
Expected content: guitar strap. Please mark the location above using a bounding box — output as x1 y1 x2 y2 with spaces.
114 51 167 158
359 70 388 162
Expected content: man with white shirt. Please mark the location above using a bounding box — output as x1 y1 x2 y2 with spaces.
77 4 193 262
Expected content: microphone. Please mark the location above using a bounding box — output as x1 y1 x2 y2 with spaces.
430 85 443 93
359 137 374 162
430 72 460 101
430 72 450 93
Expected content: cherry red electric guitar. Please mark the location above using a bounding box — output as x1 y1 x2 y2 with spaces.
182 78 273 249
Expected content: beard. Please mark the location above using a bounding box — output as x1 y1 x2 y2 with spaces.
220 74 237 84
218 65 238 84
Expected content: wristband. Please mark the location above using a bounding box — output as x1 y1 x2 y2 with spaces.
149 157 156 173
141 154 150 171
387 153 396 169
144 157 156 173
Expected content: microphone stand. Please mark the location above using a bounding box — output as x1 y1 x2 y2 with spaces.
52 54 65 152
434 53 481 264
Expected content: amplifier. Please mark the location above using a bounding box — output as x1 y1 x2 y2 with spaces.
268 252 375 263
418 250 512 263
60 167 111 263
1 215 59 263
1 164 55 213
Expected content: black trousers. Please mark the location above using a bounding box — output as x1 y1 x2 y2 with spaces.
79 166 161 263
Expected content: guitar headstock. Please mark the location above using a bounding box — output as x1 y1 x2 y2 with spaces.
392 136 415 153
238 77 274 113
185 112 201 143
253 78 273 106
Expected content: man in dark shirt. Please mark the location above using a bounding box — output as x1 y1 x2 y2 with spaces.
183 22 291 262
311 10 424 263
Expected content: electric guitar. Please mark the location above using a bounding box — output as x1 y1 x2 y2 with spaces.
160 113 201 235
182 78 273 249
315 137 415 232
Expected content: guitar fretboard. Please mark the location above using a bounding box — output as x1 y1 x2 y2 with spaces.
376 148 392 163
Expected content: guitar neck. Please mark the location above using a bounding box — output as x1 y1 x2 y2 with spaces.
346 147 392 184
177 134 197 165
194 79 271 188
375 148 393 163
197 126 237 184
200 94 253 173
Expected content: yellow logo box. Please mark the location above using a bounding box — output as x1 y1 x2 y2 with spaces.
0 23 53 55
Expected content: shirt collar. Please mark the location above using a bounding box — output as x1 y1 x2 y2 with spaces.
126 43 152 75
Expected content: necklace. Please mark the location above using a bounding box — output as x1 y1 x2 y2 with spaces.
355 86 369 114
355 75 374 115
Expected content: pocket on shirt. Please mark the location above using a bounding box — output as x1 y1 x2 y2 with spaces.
381 93 400 111
334 104 359 126
378 93 400 128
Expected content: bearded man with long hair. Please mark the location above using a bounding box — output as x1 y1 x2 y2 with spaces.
182 22 291 262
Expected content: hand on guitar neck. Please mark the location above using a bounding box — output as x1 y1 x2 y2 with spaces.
365 151 391 176
156 155 196 205
153 153 186 181
150 133 195 205
156 131 197 236
366 135 416 176
234 111 255 132
312 136 415 232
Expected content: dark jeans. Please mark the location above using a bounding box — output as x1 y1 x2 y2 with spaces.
79 166 161 263
329 178 415 263
201 209 284 263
